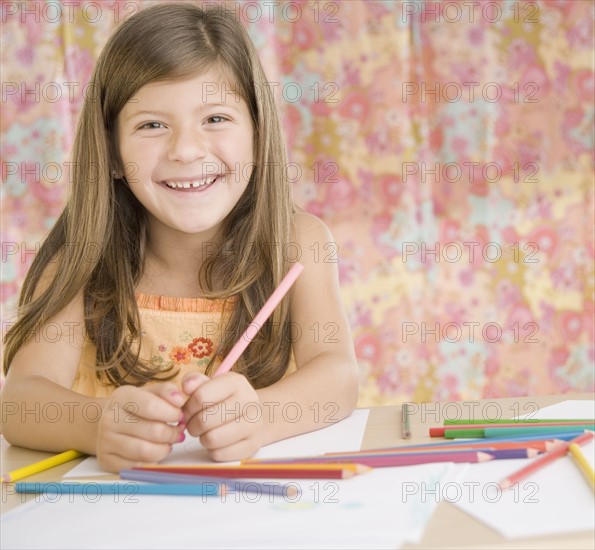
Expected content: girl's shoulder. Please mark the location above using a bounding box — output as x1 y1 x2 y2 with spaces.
291 210 335 246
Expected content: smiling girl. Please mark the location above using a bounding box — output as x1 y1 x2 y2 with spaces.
1 3 358 472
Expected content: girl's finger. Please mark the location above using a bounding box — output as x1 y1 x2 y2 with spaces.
117 387 183 424
206 436 257 463
100 432 174 465
183 372 249 419
144 382 188 409
199 415 260 451
181 372 210 395
107 414 185 444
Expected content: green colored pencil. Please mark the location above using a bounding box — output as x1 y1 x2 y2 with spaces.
444 425 595 439
443 429 486 438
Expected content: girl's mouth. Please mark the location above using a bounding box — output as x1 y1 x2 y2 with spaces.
161 174 221 192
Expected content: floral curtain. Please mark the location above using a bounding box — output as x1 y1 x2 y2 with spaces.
2 0 593 405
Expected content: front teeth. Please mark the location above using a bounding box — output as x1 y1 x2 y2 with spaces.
164 175 218 189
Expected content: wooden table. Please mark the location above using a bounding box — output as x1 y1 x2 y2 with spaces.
2 392 594 548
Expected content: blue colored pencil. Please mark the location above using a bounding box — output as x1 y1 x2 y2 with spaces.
120 469 298 497
483 426 595 438
464 431 584 443
15 481 223 496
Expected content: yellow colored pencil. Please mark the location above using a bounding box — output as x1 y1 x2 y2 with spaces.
1 450 84 483
568 443 595 492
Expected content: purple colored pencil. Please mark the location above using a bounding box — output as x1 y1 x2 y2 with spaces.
245 451 494 468
246 448 535 465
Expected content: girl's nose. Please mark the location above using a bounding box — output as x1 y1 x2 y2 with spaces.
167 127 208 163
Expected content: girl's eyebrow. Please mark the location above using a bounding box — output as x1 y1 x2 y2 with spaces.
123 103 241 122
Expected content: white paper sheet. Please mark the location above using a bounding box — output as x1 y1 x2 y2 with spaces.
65 408 370 478
518 399 595 420
1 461 457 550
452 400 595 539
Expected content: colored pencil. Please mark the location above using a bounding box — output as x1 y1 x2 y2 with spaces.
568 443 595 493
134 464 367 479
471 432 584 443
1 450 84 483
484 425 595 438
499 431 594 490
323 439 552 454
240 451 494 468
120 469 296 497
401 403 412 439
15 481 223 496
444 418 593 426
431 421 594 437
444 426 594 439
214 263 303 376
246 449 534 463
331 449 538 460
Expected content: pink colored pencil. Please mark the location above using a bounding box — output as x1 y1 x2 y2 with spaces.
499 431 594 490
214 263 304 376
325 440 553 454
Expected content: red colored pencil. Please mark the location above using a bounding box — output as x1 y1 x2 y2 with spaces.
499 431 594 490
430 421 595 437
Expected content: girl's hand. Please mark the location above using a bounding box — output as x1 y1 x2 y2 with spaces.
96 383 186 472
181 372 265 462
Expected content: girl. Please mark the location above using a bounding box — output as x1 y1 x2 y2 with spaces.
1 3 358 473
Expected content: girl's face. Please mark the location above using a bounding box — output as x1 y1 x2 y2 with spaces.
117 68 254 240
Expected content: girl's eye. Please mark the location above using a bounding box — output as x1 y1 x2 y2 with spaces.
138 122 165 130
208 115 228 124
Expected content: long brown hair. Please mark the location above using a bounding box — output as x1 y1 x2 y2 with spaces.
3 2 294 388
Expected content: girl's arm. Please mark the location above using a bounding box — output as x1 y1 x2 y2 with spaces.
255 211 359 444
182 212 359 459
1 266 185 472
1 285 103 454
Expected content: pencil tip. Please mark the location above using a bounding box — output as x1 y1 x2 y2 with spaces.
285 485 298 497
499 480 511 491
477 452 494 462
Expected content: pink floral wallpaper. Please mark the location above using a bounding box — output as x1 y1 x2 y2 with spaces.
1 1 593 405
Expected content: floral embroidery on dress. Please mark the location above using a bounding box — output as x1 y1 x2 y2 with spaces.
149 336 216 372
169 346 192 365
188 337 214 359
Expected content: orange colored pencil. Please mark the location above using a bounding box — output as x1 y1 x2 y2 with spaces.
243 451 494 467
499 431 594 490
134 463 370 479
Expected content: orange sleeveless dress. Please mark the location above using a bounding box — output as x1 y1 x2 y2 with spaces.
71 292 296 397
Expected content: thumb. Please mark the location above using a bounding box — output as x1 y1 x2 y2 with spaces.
181 371 210 395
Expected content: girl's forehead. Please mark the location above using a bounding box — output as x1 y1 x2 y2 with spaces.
143 68 237 92
130 67 242 103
